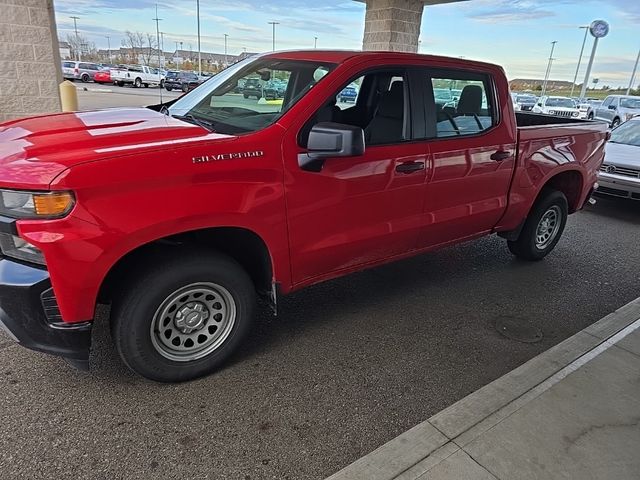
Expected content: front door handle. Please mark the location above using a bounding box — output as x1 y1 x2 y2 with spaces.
490 150 512 162
395 161 425 174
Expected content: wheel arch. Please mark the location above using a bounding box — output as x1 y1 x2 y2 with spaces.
539 169 584 213
98 226 274 304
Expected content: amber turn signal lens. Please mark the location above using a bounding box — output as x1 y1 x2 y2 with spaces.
33 192 74 217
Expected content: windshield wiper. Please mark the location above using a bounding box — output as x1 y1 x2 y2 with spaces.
172 113 216 132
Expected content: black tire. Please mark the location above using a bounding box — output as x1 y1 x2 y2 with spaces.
611 117 620 128
81 73 90 83
111 251 256 382
587 112 594 120
134 77 142 88
182 83 188 93
166 87 172 92
160 80 164 88
243 93 249 99
143 83 149 88
507 189 568 261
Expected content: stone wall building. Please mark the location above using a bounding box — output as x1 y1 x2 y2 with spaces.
0 0 62 122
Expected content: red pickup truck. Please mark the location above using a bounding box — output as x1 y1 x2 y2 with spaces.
0 51 607 382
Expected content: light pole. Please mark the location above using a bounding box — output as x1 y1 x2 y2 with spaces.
627 47 640 95
105 35 111 63
268 21 279 51
70 16 80 61
224 33 229 67
570 26 589 97
196 0 202 76
541 41 557 98
314 36 318 49
153 4 163 103
580 20 609 99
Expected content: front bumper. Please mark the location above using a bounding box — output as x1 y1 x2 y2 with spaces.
0 258 92 365
597 172 640 200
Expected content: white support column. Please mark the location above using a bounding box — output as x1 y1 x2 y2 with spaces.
0 0 62 122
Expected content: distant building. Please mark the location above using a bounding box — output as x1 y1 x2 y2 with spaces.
59 41 71 60
171 49 240 69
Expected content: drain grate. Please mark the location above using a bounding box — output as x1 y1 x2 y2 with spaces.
495 316 543 343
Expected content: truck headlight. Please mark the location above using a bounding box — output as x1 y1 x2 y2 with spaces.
0 190 74 219
0 233 45 265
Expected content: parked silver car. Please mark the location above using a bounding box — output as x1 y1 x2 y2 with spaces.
592 95 640 128
61 61 102 82
597 117 640 200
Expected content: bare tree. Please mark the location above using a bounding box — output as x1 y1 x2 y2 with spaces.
121 31 158 65
65 33 96 61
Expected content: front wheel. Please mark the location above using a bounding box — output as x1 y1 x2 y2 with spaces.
611 117 620 128
134 77 142 88
111 252 256 382
588 112 594 120
507 189 568 261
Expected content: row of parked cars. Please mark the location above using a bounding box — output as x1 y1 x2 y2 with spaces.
511 92 640 128
61 61 213 93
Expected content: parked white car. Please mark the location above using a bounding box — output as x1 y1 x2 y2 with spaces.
597 117 640 200
532 96 580 118
111 65 165 88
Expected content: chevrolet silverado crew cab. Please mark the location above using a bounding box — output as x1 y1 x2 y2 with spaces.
0 51 608 382
111 64 165 88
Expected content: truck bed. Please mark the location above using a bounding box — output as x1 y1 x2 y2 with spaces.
515 111 593 127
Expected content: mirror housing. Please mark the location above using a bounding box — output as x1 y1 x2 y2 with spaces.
608 105 616 110
299 122 365 172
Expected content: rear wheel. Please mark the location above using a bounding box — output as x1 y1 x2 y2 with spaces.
112 252 256 382
166 87 172 91
182 83 188 93
507 189 568 261
81 73 90 83
134 77 142 88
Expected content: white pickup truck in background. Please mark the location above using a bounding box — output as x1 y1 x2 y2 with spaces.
111 65 165 88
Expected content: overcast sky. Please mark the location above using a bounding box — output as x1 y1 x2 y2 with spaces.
53 0 639 87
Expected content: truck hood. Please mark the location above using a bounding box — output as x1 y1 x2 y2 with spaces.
604 141 640 169
0 108 232 189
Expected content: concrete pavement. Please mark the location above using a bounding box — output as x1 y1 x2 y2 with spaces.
328 297 640 480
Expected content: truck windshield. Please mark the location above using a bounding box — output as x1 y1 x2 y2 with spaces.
168 56 336 135
620 98 640 109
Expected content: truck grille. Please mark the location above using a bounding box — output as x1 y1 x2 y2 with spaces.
41 288 63 323
553 111 574 118
600 164 640 178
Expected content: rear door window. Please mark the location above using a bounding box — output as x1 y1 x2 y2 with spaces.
423 70 496 138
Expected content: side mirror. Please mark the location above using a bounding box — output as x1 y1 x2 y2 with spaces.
299 122 365 172
608 105 616 110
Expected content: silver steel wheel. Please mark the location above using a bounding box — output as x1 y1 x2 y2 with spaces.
535 206 561 250
150 282 236 362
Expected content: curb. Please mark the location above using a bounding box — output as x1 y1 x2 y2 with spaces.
326 296 640 480
79 87 113 93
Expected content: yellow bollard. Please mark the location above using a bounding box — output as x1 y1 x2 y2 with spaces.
59 80 78 112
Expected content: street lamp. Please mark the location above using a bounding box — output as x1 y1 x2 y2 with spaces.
627 47 640 95
268 21 279 51
70 16 80 61
105 35 111 63
570 26 589 97
196 0 202 76
224 33 229 67
541 41 557 98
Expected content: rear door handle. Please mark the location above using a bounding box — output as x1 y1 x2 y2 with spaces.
395 161 425 174
490 150 512 161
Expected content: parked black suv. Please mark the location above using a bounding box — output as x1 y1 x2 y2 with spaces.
165 71 201 92
242 78 263 99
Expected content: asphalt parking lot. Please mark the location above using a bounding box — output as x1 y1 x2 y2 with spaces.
0 192 638 480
